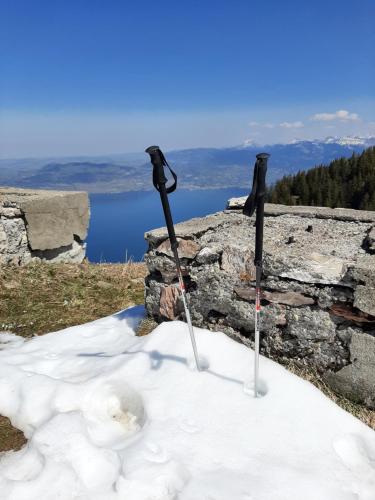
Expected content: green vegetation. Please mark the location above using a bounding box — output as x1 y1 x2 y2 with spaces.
268 146 375 210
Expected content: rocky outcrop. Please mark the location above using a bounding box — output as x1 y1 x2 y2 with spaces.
0 187 90 265
325 330 375 408
144 202 375 408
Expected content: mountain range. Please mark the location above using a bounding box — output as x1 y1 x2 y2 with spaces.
1 136 374 193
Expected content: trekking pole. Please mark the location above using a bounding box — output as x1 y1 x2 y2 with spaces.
145 145 201 371
243 153 270 397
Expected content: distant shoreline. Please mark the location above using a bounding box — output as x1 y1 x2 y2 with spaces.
88 185 249 196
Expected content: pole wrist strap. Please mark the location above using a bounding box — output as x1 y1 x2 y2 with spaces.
153 151 178 194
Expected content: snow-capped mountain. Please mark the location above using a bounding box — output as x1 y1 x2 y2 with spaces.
270 135 375 148
1 136 374 192
322 135 375 147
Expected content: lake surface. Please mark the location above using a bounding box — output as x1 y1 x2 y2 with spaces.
86 188 248 263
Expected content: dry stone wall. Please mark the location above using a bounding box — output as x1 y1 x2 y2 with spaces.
144 202 375 408
0 187 90 265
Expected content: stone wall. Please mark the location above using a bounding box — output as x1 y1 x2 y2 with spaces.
144 202 375 408
0 187 90 265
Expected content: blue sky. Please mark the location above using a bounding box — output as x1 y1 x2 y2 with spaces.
1 0 374 157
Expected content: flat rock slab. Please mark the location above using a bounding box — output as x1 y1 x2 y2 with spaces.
0 187 89 251
227 200 375 223
145 211 229 246
235 287 315 307
146 208 374 287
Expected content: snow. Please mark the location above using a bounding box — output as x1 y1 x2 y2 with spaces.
1 306 375 500
286 136 375 147
323 136 375 146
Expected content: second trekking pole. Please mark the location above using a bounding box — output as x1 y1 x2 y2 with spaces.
145 145 201 371
243 153 270 397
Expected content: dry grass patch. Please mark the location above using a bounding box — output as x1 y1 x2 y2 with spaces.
0 416 26 452
0 260 147 338
136 316 159 337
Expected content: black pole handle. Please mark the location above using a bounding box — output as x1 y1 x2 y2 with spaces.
145 146 179 252
243 153 270 267
243 153 269 217
254 153 269 199
145 145 177 194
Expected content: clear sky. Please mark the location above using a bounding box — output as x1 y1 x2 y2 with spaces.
1 0 374 157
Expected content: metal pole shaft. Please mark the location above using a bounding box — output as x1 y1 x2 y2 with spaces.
173 254 201 371
254 265 262 397
158 187 201 371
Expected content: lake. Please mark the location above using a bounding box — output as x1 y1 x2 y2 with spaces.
86 188 248 263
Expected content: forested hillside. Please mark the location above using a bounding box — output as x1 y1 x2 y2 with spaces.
268 146 375 210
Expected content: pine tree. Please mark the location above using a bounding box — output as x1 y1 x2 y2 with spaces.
267 146 375 210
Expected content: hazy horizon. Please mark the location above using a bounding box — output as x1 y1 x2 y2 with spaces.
1 127 375 162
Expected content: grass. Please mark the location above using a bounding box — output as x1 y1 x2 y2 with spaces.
0 260 147 338
0 260 374 454
137 316 159 336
